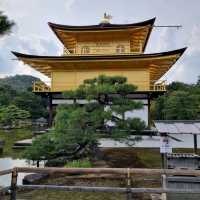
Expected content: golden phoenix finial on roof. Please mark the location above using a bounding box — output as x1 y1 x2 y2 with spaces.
100 13 112 24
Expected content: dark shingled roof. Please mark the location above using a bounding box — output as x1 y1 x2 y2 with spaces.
154 120 200 134
12 47 186 60
48 18 156 31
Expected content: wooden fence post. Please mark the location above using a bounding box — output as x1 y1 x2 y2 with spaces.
161 174 167 200
194 134 198 154
126 168 132 200
10 168 18 200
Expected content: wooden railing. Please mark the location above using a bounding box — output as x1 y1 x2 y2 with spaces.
32 82 166 93
33 81 51 92
1 167 200 199
150 82 166 91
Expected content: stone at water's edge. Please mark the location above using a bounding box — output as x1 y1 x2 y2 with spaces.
23 173 49 185
0 140 5 153
13 139 32 149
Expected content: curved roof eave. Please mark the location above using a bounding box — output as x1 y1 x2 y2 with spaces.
12 47 187 61
48 18 156 31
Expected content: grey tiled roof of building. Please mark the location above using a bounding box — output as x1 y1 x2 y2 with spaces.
154 120 200 134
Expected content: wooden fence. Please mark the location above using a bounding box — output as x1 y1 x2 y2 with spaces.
1 167 200 200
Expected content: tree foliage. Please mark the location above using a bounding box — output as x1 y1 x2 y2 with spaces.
0 75 48 119
197 76 200 86
0 11 14 36
0 75 40 91
0 105 30 127
24 75 146 163
152 81 200 120
14 91 47 119
0 85 17 106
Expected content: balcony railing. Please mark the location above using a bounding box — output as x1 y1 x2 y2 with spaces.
150 82 166 91
33 81 51 92
33 81 166 93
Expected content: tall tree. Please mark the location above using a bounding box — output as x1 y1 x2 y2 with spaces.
14 91 47 119
24 75 146 163
0 85 17 106
197 76 200 86
0 75 48 120
163 91 199 120
0 105 30 127
153 91 200 120
0 11 14 36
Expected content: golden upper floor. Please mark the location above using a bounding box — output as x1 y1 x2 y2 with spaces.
48 18 155 55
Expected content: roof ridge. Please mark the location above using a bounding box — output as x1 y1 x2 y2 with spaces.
48 18 156 30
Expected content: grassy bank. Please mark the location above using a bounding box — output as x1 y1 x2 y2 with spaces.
0 129 33 158
3 174 160 200
101 147 199 169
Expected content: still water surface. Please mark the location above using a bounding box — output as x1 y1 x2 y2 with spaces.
0 158 32 187
0 128 39 187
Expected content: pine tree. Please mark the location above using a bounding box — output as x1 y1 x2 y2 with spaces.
24 75 146 162
0 11 14 36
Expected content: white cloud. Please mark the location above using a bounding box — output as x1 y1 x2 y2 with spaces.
0 0 200 85
186 24 200 56
12 61 50 83
65 0 76 12
0 73 10 78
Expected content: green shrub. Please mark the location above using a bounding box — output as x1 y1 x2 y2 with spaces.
65 158 92 168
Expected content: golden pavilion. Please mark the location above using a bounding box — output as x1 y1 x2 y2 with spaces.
12 14 186 126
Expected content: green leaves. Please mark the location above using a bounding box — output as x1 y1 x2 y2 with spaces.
0 11 14 36
24 133 56 161
0 105 30 127
162 91 199 120
14 91 47 119
25 75 146 162
63 75 146 149
96 75 127 85
153 81 200 120
0 75 47 119
63 75 138 99
115 84 137 95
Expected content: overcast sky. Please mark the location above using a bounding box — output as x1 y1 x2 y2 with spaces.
0 0 200 84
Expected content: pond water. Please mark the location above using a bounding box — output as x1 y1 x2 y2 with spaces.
0 128 42 187
0 158 33 187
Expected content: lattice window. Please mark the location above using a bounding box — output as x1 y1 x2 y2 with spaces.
81 46 90 54
116 45 125 53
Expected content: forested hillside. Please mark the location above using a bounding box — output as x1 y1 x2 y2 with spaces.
0 75 47 127
0 75 40 91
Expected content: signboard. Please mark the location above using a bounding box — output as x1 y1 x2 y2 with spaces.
160 136 172 153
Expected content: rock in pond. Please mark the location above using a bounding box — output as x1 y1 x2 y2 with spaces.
23 173 49 185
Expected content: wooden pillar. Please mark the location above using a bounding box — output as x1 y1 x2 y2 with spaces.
10 169 18 200
161 174 167 200
147 97 151 128
126 168 132 200
48 93 53 127
194 134 198 154
163 153 167 169
36 160 40 168
160 134 168 169
161 153 164 169
161 153 167 169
